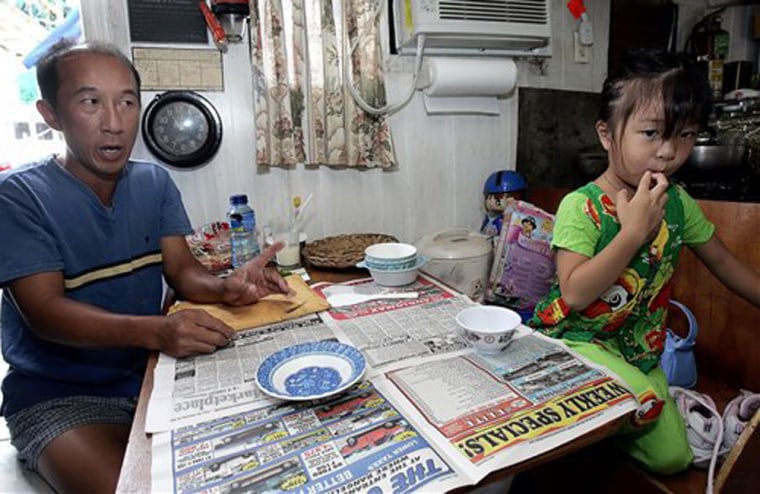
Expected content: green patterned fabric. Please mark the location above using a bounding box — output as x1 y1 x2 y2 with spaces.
529 183 714 373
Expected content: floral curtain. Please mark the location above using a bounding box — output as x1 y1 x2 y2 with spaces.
250 0 396 169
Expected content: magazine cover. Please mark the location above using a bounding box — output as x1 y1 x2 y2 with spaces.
485 201 556 318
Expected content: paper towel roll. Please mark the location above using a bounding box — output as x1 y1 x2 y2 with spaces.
420 58 517 97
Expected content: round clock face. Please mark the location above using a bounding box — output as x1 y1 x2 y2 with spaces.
142 91 222 169
153 101 208 155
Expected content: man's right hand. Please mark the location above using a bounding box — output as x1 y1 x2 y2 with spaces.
157 309 236 358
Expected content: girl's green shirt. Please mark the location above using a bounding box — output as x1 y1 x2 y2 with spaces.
529 183 714 373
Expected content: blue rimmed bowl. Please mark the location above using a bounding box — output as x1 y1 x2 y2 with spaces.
357 255 428 287
256 341 366 401
364 243 418 270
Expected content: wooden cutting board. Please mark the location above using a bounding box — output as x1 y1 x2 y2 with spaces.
169 275 330 330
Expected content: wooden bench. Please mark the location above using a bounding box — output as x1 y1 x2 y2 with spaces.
509 190 760 494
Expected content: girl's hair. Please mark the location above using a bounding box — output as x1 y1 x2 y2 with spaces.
598 49 712 140
37 40 142 110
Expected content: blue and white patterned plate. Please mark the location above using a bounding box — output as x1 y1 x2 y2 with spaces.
256 341 367 401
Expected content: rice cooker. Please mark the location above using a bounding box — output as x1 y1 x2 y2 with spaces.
415 229 493 302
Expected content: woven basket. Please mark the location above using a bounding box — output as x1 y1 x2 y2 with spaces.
302 233 398 269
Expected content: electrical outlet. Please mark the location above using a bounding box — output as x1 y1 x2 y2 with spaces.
574 32 590 63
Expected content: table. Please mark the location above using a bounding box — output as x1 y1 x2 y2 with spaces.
116 268 628 493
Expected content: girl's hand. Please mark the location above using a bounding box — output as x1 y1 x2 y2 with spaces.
219 242 293 306
616 171 669 244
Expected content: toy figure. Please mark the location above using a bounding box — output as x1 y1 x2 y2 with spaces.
480 170 527 239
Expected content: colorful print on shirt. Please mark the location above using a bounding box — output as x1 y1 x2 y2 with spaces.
529 183 685 373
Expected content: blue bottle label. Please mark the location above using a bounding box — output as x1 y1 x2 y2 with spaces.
229 210 255 232
229 213 244 231
241 211 255 232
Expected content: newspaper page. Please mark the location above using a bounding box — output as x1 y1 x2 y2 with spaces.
145 315 338 432
314 275 479 374
312 274 460 323
372 330 637 484
148 274 637 492
149 331 637 493
146 275 467 432
151 380 464 494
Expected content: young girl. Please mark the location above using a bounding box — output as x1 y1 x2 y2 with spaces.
529 49 760 475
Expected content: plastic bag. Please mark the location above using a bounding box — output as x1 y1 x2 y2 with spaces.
485 201 556 319
660 300 699 389
186 221 232 274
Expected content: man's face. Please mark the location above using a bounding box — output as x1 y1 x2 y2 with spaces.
39 51 141 182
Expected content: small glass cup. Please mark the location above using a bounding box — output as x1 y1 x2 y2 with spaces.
269 218 301 269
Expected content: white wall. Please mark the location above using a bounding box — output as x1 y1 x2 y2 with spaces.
80 0 610 244
517 0 610 92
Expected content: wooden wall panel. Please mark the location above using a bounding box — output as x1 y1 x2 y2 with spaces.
671 200 760 392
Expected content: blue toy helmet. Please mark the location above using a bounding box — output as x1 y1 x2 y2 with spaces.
484 170 527 194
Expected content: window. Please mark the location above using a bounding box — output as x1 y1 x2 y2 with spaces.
0 1 80 168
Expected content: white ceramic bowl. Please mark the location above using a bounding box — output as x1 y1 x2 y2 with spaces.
367 256 427 287
456 305 521 355
364 243 417 270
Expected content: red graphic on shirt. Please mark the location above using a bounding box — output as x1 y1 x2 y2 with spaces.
600 194 618 220
583 199 601 229
631 391 664 427
645 327 666 353
535 298 571 325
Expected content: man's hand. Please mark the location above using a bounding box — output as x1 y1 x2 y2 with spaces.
220 242 293 306
157 309 236 358
616 171 669 245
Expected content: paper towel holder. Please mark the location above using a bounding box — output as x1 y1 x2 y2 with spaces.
415 58 518 116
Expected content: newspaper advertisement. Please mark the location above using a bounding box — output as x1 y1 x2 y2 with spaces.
373 330 637 483
145 315 338 432
312 275 458 322
151 381 462 494
150 331 636 493
148 274 637 492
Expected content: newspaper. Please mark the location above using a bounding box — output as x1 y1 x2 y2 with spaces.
145 315 337 432
148 274 637 492
151 381 460 494
315 279 476 373
149 331 635 493
374 331 635 480
146 275 471 433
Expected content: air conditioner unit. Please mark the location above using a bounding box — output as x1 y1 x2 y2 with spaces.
391 0 552 57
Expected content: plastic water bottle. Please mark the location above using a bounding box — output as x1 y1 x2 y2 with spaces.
227 194 259 268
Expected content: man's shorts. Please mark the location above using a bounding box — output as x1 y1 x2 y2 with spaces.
3 395 137 472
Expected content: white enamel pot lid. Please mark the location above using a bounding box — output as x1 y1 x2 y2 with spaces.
415 229 492 260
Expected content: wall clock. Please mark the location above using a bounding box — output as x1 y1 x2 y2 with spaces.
141 91 223 169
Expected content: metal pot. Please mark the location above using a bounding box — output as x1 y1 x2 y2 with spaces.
685 144 747 170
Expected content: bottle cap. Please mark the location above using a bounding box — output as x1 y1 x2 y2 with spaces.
230 194 248 205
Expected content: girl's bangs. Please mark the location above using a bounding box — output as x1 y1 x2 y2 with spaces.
661 68 710 137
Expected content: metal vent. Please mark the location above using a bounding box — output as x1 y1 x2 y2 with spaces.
438 0 548 25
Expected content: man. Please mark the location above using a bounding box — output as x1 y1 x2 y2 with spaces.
0 41 289 493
